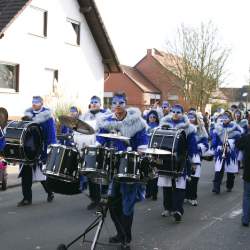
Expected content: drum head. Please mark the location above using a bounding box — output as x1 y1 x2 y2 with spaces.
3 121 43 162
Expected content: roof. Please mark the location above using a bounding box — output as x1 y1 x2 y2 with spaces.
121 65 160 94
220 86 250 102
211 89 229 101
0 0 31 36
0 0 120 73
78 0 120 73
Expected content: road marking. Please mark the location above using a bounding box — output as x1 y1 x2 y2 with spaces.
229 209 242 218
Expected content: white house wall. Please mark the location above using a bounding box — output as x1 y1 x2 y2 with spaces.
0 0 104 116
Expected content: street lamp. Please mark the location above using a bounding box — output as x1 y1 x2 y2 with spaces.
242 92 248 112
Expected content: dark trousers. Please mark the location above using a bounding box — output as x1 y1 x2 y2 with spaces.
186 177 199 200
242 181 250 224
88 179 108 203
20 164 52 201
213 168 235 193
109 182 133 243
163 187 185 214
146 178 158 198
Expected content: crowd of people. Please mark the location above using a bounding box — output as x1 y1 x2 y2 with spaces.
1 94 250 249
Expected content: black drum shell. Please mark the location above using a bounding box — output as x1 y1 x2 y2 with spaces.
149 128 188 177
3 121 43 163
45 144 80 181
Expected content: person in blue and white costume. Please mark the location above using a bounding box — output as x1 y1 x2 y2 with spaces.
233 109 248 169
159 104 200 222
186 112 209 206
79 96 110 210
0 128 5 151
0 107 8 151
145 109 160 200
211 110 242 194
17 96 56 206
96 92 148 250
234 109 248 134
59 106 79 146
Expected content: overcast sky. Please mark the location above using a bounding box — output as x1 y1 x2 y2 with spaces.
95 0 250 88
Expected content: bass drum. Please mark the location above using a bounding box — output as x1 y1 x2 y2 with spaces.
149 128 187 177
3 121 43 163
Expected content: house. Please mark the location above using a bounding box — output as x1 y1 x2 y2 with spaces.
0 0 120 117
220 86 250 110
104 48 187 110
104 65 160 109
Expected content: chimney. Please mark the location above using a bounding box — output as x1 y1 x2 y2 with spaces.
147 49 155 56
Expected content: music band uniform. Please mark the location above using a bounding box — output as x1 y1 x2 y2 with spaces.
96 99 148 248
211 111 242 194
145 109 160 200
18 97 57 206
158 104 200 221
79 96 110 210
186 112 209 205
0 128 5 151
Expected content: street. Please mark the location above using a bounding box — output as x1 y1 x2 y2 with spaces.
1 161 249 250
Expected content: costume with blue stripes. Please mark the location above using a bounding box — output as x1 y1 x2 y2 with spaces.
96 107 148 215
0 128 5 151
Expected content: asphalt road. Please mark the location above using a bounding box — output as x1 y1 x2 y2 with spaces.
0 161 249 250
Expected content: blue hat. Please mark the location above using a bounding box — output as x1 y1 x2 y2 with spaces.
90 96 101 104
172 104 184 113
32 96 43 104
162 101 170 108
70 106 78 113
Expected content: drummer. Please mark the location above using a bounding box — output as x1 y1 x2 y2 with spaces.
96 92 148 250
59 106 79 146
159 104 200 222
79 96 110 210
17 96 56 206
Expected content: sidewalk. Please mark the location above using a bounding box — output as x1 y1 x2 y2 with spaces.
6 165 21 188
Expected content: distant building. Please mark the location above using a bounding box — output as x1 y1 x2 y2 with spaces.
105 48 187 110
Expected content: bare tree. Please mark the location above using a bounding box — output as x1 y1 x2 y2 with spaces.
165 22 230 111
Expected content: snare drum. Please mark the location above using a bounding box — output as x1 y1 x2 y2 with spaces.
80 146 114 184
3 121 43 163
45 144 80 181
114 151 141 183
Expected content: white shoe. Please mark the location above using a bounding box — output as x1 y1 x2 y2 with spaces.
161 210 171 217
173 211 182 222
191 200 198 206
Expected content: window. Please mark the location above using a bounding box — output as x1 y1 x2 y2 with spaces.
65 18 80 45
104 97 112 108
44 68 58 95
28 6 48 37
0 62 19 92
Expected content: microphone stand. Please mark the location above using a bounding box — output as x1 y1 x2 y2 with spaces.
57 196 110 250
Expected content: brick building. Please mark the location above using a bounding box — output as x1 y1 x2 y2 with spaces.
104 48 187 110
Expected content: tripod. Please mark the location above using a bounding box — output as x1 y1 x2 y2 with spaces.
57 197 109 250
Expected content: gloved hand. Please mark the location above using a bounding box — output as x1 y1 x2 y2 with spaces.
191 164 197 175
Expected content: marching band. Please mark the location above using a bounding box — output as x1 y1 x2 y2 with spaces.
0 94 250 250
